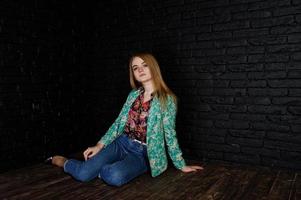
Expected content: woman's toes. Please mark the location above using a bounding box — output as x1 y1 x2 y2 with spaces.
52 156 67 167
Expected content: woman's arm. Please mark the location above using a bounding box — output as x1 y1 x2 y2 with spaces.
163 96 203 172
163 97 186 169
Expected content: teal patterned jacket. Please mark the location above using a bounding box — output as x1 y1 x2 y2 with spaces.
99 88 186 177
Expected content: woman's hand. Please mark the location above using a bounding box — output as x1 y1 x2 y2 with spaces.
181 165 204 173
83 142 104 160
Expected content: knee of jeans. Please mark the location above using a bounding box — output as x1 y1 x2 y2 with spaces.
75 168 94 182
100 165 126 187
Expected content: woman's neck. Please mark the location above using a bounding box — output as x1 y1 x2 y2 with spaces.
142 81 154 95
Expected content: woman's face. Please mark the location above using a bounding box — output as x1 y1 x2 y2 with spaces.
131 56 152 84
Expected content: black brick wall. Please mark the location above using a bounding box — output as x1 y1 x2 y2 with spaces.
0 1 96 171
94 0 301 170
1 0 301 172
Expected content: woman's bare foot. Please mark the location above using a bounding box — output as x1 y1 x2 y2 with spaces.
51 155 67 167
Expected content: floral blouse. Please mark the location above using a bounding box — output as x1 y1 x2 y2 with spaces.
124 91 152 143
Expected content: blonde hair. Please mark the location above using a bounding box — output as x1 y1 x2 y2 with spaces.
129 52 177 109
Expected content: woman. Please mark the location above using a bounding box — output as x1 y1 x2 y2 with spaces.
49 53 203 187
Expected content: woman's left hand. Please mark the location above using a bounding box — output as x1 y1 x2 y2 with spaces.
181 165 204 173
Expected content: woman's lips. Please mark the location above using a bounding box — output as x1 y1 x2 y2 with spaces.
139 74 146 77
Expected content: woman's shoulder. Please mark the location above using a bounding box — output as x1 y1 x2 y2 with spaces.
127 88 140 98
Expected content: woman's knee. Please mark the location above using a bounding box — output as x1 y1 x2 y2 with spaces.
75 168 94 182
99 165 127 187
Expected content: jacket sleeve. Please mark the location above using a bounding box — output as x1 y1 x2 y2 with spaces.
98 90 134 146
163 96 186 170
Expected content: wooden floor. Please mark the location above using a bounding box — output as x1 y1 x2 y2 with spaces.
0 160 300 200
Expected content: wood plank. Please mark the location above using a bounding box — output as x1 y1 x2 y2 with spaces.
266 170 296 200
174 163 227 200
0 161 300 200
288 172 301 200
238 167 278 200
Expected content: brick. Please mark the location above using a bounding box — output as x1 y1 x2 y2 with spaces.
215 72 247 80
197 127 228 137
262 157 301 170
248 0 291 11
269 80 301 88
213 21 250 31
248 71 287 79
232 10 272 20
264 140 301 152
281 151 301 161
226 135 263 147
214 39 248 48
288 61 301 70
273 6 301 16
215 120 249 129
194 64 226 72
248 105 287 114
249 88 288 96
230 80 266 88
266 131 301 143
199 80 230 88
225 4 249 12
180 41 214 50
248 54 289 63
264 63 286 71
271 26 301 34
201 96 234 104
207 143 240 153
194 0 230 8
251 16 294 28
206 135 225 143
288 106 301 115
230 113 266 122
272 97 301 105
224 153 260 164
206 151 224 160
229 129 265 139
250 122 290 132
293 0 301 5
266 44 301 53
211 105 247 113
212 55 248 64
248 35 287 45
181 34 196 42
234 97 271 105
233 28 269 38
288 34 301 43
228 64 264 72
230 0 261 3
213 88 246 96
297 14 301 23
289 89 301 96
293 52 301 61
281 115 301 124
292 125 301 133
197 88 214 95
241 147 280 158
197 113 230 121
197 32 232 41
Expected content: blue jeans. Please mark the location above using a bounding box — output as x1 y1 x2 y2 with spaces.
64 134 149 187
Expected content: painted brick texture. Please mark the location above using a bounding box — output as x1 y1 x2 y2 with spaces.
94 0 301 170
1 0 301 172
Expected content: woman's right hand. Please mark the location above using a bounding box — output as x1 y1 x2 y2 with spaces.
83 142 104 160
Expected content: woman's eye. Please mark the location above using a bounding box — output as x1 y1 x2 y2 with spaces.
143 64 148 67
133 67 138 71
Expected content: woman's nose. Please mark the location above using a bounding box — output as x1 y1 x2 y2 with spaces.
138 67 144 72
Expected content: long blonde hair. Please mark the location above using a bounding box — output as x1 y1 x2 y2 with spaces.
129 52 177 109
